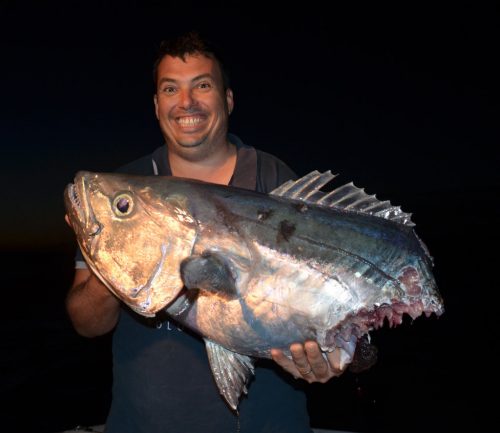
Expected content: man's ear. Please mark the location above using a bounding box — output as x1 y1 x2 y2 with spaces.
226 89 234 115
153 94 159 120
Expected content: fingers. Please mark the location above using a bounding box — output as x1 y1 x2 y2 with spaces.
304 341 331 379
273 342 348 383
326 346 349 372
289 342 327 382
290 343 316 380
271 348 301 379
292 342 339 383
325 348 348 377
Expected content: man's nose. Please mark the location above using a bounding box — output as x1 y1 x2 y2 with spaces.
179 89 196 110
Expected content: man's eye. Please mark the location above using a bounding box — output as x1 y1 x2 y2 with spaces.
162 86 176 94
197 82 212 90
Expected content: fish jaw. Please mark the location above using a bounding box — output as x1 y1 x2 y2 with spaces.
64 171 198 315
64 171 103 258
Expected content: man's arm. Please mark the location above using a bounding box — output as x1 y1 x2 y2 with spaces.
66 268 121 337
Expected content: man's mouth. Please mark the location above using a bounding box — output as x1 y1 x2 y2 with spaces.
175 115 206 128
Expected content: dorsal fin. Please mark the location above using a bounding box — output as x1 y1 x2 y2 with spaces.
270 170 415 227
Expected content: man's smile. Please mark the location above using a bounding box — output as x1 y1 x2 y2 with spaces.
175 115 207 129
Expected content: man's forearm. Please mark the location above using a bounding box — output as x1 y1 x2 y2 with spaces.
66 270 120 337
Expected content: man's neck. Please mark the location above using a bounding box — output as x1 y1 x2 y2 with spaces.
168 141 237 185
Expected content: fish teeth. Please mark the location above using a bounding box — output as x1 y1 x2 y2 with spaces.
70 184 81 208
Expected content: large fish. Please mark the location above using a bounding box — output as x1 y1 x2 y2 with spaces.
64 170 443 409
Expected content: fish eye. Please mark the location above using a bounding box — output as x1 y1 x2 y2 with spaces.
113 193 134 216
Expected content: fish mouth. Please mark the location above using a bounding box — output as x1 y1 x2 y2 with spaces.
66 182 85 226
64 171 103 251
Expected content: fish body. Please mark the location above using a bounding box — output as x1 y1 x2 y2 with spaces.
64 170 443 409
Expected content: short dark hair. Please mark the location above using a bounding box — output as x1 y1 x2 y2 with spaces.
153 31 230 91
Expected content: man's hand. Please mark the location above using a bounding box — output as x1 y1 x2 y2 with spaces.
271 341 347 383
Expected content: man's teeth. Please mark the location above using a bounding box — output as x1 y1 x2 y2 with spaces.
177 117 203 126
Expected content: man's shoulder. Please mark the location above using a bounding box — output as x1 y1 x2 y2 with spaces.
114 150 158 175
256 149 294 172
255 149 297 193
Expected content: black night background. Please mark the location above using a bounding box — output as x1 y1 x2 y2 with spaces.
1 2 498 432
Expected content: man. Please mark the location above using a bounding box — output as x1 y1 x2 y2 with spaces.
66 32 345 433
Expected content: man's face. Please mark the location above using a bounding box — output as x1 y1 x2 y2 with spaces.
154 54 234 161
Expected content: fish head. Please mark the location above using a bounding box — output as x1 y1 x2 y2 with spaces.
64 171 197 316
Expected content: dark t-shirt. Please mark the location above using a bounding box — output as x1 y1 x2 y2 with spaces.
80 135 312 433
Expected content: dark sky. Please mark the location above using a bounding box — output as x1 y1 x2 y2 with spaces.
1 1 497 250
1 2 499 432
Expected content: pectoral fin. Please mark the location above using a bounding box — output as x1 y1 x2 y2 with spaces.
204 339 255 410
180 252 237 296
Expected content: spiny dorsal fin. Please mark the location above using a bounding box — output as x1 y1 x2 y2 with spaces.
270 170 415 227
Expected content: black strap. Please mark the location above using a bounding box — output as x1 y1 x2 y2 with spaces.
231 145 257 190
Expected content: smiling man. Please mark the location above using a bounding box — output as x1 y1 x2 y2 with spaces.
153 52 237 185
66 32 344 433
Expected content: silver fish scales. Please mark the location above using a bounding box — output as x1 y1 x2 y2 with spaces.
64 170 443 409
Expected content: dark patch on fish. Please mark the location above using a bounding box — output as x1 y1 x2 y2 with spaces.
257 209 273 221
214 200 241 235
294 203 308 213
277 219 296 243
